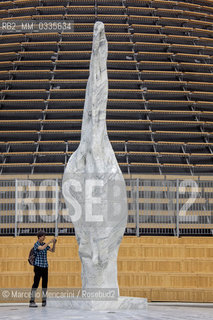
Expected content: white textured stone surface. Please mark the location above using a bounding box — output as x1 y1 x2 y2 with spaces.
62 21 128 292
62 21 146 309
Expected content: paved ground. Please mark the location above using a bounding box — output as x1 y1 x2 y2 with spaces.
0 303 213 320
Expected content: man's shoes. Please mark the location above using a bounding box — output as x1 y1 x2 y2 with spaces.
42 300 46 307
29 301 38 308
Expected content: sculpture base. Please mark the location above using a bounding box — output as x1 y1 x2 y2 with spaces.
48 296 147 311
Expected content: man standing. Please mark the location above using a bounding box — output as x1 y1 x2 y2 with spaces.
29 230 57 307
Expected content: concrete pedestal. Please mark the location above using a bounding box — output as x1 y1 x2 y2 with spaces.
48 296 147 311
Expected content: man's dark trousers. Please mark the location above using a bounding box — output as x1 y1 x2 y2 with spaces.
30 266 48 303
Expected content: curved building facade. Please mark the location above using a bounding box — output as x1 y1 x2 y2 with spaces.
0 0 213 175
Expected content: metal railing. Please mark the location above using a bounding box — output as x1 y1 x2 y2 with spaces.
0 177 213 236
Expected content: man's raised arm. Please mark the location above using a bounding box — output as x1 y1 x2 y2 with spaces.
38 239 53 250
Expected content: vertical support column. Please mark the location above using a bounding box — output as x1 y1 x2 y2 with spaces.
15 179 18 237
176 179 179 238
136 178 139 237
95 0 97 20
55 178 59 237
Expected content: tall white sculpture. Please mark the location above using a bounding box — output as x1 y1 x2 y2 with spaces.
61 21 147 310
